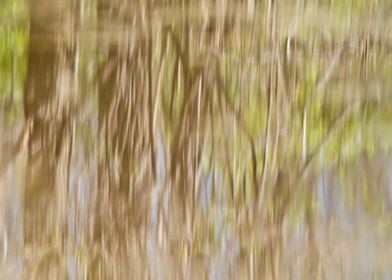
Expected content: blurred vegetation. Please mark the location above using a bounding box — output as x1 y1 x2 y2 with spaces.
0 0 392 278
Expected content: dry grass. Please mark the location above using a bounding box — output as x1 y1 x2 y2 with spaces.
0 0 391 279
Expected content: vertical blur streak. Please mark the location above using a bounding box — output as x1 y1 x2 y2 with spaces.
3 1 389 278
94 1 159 278
23 0 78 277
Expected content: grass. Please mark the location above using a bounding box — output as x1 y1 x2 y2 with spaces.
0 0 391 278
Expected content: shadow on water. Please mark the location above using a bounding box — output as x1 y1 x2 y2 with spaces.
0 0 392 278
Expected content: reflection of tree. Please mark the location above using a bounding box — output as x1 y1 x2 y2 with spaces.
23 0 77 276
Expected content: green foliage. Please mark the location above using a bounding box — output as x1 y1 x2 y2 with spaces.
0 0 28 102
0 0 27 132
0 0 27 26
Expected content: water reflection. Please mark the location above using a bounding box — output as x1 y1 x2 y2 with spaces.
0 0 392 278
